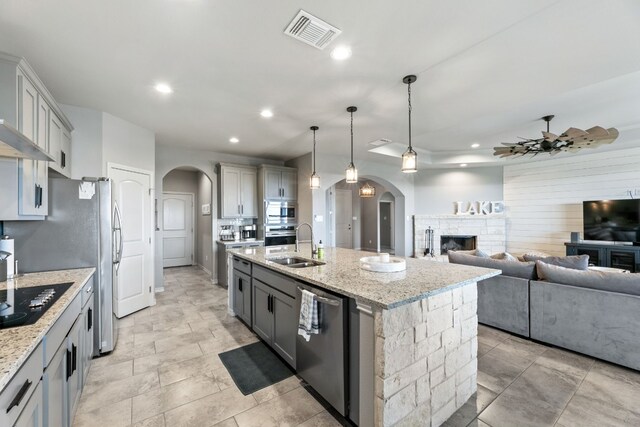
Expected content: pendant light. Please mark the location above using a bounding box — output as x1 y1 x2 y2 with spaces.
401 75 418 173
309 126 320 189
346 106 358 183
359 182 375 198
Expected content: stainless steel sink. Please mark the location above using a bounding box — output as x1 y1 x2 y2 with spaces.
267 257 325 268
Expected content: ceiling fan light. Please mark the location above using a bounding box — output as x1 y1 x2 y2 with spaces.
346 163 358 183
401 147 418 173
359 182 375 198
310 172 320 190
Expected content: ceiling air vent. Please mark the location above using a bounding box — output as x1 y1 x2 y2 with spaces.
284 10 342 50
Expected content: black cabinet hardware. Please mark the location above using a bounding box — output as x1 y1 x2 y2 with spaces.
238 278 243 292
61 151 66 169
66 349 72 380
6 379 32 413
72 344 77 373
88 307 93 331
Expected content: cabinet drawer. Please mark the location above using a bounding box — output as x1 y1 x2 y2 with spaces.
43 292 81 368
252 265 296 298
0 342 43 426
233 256 252 276
81 277 94 308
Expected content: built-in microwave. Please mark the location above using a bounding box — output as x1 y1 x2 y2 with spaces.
266 202 296 224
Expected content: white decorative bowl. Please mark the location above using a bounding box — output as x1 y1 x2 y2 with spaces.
360 256 407 273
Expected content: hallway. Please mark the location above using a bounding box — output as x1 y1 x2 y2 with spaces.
73 266 341 427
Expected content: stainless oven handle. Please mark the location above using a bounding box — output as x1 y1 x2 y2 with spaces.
297 286 340 306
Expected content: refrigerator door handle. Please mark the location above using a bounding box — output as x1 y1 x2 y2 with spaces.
113 202 124 272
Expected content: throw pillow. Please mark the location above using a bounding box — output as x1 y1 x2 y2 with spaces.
454 249 489 257
448 251 536 279
536 261 640 296
524 254 589 270
516 250 552 262
490 252 518 262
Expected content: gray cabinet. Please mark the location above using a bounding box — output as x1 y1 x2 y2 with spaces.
218 163 257 218
81 292 94 387
67 317 82 419
233 269 252 325
565 242 640 272
44 340 67 427
216 241 263 288
259 166 297 202
0 343 43 427
251 278 296 368
14 380 43 427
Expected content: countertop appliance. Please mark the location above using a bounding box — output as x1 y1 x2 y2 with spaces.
296 283 348 416
240 224 257 241
265 201 297 224
4 177 119 355
0 282 73 329
264 224 296 247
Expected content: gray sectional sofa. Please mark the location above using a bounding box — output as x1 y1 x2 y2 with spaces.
448 251 640 371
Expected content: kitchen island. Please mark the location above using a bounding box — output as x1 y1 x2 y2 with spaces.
228 245 500 427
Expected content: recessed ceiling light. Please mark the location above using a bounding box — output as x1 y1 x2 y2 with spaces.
471 143 480 148
331 45 352 61
460 163 468 167
154 83 173 94
229 137 239 144
260 109 274 118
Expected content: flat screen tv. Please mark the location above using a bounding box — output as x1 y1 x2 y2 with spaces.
583 199 640 243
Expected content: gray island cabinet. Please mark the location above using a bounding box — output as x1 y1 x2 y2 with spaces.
227 246 499 427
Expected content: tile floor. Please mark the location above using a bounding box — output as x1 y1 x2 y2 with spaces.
73 267 640 427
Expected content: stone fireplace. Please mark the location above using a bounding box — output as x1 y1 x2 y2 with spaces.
413 214 506 259
440 235 477 254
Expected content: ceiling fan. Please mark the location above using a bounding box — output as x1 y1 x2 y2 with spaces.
493 115 620 158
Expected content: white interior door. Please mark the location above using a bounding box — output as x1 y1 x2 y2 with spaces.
162 193 194 268
335 189 353 249
110 165 153 318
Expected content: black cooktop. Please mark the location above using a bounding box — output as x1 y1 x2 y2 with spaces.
0 282 73 330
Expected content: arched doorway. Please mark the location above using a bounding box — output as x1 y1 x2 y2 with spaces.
325 176 405 255
161 166 214 280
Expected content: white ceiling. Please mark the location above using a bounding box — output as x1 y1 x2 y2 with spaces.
2 0 640 166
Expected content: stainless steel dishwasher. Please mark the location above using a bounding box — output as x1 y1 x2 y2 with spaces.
296 283 348 416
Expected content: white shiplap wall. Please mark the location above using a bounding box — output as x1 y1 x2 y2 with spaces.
504 147 640 256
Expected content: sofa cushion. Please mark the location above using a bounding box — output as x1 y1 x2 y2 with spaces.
448 251 536 279
491 252 518 262
454 249 489 257
524 254 589 270
536 261 640 296
515 250 552 262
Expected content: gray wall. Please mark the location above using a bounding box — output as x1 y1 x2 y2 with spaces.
360 181 390 252
413 167 503 215
285 153 312 226
163 169 199 267
197 172 213 274
334 181 362 249
61 104 103 179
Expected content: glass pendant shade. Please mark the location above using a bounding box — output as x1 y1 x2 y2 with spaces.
310 172 320 189
401 147 418 173
309 125 321 189
402 75 418 173
359 182 375 198
346 162 358 183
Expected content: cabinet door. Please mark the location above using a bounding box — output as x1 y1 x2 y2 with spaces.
222 167 241 218
240 169 257 217
36 95 50 151
60 130 71 177
49 113 63 167
81 294 94 387
18 159 38 216
264 169 282 200
14 380 43 427
44 340 68 427
233 270 251 325
18 72 38 142
271 288 297 368
67 317 82 421
252 280 273 343
281 170 297 201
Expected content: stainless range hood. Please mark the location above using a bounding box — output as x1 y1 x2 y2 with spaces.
0 119 54 161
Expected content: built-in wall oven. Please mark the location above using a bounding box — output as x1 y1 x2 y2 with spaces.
265 202 296 224
264 225 296 246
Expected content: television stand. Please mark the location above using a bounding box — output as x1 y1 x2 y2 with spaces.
565 242 640 273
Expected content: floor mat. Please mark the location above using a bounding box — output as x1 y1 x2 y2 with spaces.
218 341 294 395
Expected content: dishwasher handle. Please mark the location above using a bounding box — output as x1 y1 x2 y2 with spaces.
297 286 340 306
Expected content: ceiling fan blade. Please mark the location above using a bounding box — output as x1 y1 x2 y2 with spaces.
561 127 589 139
585 126 608 137
542 131 559 141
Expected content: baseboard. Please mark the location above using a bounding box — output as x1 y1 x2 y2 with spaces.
155 286 165 293
197 264 212 276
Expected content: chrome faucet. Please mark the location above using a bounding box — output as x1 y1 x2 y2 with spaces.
295 223 316 257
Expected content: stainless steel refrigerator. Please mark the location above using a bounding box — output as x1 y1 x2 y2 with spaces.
5 177 120 356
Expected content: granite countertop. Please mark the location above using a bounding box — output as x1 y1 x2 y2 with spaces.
0 268 95 391
217 239 264 245
228 245 500 309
